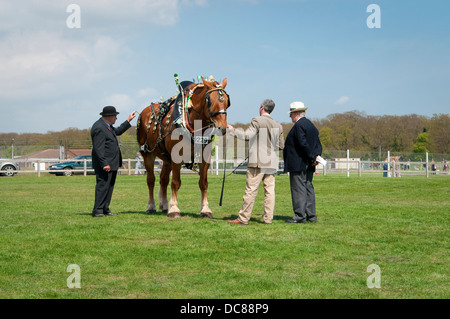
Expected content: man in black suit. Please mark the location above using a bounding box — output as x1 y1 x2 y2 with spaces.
91 106 136 217
283 102 322 223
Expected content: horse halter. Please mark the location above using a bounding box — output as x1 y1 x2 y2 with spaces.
204 87 231 118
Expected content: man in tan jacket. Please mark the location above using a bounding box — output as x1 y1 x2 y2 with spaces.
227 99 285 225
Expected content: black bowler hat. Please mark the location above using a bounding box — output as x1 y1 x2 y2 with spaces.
100 106 120 116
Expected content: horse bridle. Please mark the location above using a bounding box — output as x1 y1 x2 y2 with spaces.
204 87 231 118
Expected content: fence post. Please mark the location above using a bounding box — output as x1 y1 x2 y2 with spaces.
215 145 219 176
128 158 131 176
387 151 391 178
426 152 429 178
347 149 350 177
37 160 41 178
83 159 87 177
392 160 396 177
358 160 362 177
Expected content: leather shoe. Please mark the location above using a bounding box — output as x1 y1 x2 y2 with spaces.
92 213 105 217
228 218 246 225
104 212 117 216
285 218 306 224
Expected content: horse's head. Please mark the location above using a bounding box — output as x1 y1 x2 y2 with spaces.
199 77 230 135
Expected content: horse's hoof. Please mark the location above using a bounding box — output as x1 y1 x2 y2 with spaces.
146 209 156 215
200 212 213 219
162 209 168 214
168 212 181 218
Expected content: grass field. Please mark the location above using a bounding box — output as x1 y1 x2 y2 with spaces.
0 173 448 299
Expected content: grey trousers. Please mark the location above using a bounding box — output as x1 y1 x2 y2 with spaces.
93 170 117 215
289 170 317 222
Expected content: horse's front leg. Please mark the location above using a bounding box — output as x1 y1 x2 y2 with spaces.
143 154 156 214
158 161 171 214
168 163 182 218
199 161 213 218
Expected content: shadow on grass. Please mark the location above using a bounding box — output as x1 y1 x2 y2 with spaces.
77 211 293 223
77 211 149 216
210 214 293 224
120 210 214 219
120 210 163 216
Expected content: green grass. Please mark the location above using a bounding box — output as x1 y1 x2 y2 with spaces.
0 173 448 299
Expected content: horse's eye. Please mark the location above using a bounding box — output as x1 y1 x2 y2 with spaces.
218 91 225 102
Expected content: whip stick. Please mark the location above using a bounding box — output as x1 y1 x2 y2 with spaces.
219 142 226 206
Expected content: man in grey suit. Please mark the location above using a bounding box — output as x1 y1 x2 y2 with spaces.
91 106 136 217
283 101 322 223
227 99 285 225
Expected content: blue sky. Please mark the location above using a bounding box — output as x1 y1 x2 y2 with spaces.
0 0 449 133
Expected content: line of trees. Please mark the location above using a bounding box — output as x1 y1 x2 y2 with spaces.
314 112 449 155
232 112 448 155
1 112 448 158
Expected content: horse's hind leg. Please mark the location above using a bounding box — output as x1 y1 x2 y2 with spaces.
167 163 182 218
158 161 171 214
143 153 156 214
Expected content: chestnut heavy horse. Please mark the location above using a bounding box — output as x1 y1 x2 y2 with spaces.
137 77 230 218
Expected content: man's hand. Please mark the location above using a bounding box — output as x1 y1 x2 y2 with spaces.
226 124 235 136
127 111 137 122
103 165 111 172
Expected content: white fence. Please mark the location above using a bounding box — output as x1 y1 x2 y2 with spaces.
2 155 448 178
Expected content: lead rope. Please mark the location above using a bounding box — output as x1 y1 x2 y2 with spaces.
226 156 249 177
219 141 226 206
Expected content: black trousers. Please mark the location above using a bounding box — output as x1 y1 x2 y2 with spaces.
289 170 317 222
92 170 117 215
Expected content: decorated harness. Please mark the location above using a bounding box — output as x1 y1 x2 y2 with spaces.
138 75 230 171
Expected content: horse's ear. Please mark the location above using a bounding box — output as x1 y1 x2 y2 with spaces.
201 77 209 86
221 77 228 89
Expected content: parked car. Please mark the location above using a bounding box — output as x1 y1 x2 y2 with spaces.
49 155 93 176
154 160 163 170
232 161 285 175
0 159 20 177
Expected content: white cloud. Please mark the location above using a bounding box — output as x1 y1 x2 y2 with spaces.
103 94 134 111
0 0 209 132
138 88 159 99
181 0 209 7
0 0 186 30
0 0 208 100
230 0 259 4
79 0 181 27
335 96 350 105
0 31 127 98
102 88 161 115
